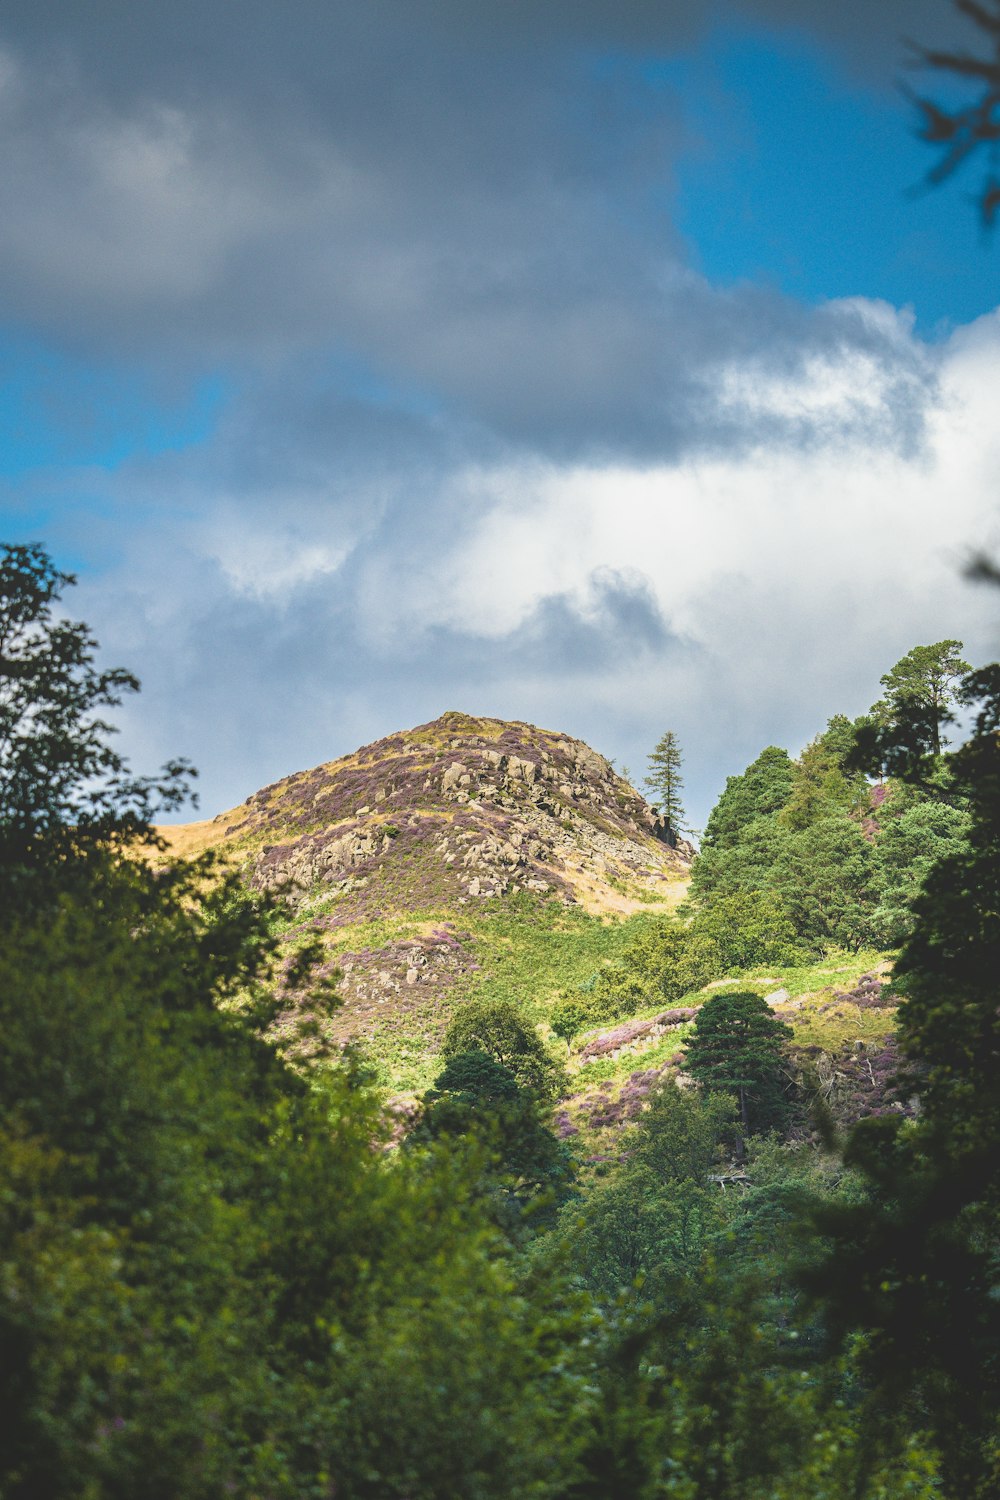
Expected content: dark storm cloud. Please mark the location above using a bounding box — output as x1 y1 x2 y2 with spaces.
0 0 947 465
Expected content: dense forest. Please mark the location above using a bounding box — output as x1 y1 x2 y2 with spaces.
2 541 999 1498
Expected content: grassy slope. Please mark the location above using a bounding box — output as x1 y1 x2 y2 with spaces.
157 717 900 1124
271 891 677 1093
265 876 897 1108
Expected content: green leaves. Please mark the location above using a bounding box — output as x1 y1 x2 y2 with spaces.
644 730 688 837
0 542 193 904
442 996 564 1102
685 992 793 1138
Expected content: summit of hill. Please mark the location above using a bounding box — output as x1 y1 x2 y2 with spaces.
161 710 693 920
157 712 694 1087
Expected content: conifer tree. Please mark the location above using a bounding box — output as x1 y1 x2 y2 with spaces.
685 991 793 1143
870 639 971 758
644 730 687 836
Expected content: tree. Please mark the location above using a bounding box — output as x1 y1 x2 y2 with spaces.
769 811 879 953
0 542 190 900
779 716 870 832
414 1049 573 1225
644 730 687 837
699 746 794 853
553 1085 732 1298
805 662 1000 1494
908 0 1000 228
688 812 793 906
685 890 801 973
870 798 973 946
684 992 793 1143
442 997 563 1101
690 746 795 905
870 640 971 759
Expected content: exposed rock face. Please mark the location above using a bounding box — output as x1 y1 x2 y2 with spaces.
208 710 692 922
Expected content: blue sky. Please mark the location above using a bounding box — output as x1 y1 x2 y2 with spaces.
665 26 997 328
0 0 997 829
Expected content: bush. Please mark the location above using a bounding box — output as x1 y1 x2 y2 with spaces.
442 997 564 1101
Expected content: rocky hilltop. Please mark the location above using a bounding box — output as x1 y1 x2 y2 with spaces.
159 713 693 1077
167 711 692 922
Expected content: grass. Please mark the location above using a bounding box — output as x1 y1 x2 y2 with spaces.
264 870 902 1099
458 894 648 1021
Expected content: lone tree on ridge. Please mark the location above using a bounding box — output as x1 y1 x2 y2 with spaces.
644 730 687 839
870 640 971 758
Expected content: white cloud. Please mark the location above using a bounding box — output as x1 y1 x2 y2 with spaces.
375 305 997 659
196 502 354 601
57 296 999 828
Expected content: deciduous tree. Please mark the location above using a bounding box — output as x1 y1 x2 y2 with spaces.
0 542 190 902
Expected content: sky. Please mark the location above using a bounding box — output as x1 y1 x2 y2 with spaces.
2 0 999 832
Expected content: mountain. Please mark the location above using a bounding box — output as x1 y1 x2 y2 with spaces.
158 710 899 1139
164 710 692 914
158 712 693 1086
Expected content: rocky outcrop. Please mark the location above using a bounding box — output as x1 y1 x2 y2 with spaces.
577 1006 699 1064
207 711 691 922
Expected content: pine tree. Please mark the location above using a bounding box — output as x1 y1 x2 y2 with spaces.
684 991 793 1144
870 640 971 758
644 730 687 836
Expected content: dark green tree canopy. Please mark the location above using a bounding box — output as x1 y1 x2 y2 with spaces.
429 1048 523 1109
770 812 878 954
442 997 562 1101
685 992 793 1137
870 799 973 948
415 1048 573 1222
700 746 794 852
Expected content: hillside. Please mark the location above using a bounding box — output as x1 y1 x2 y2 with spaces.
157 713 907 1115
159 711 695 1085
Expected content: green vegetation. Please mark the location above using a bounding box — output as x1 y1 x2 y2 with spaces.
689 644 977 957
685 991 793 1141
644 728 687 835
442 995 564 1101
411 1047 574 1232
4 547 997 1497
869 638 971 757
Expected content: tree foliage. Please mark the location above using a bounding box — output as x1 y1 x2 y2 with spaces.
699 745 794 853
869 639 971 758
908 0 1000 228
685 992 794 1140
413 1048 574 1225
779 716 869 831
644 729 687 836
770 812 878 952
805 662 1000 1495
442 996 563 1101
870 798 973 946
0 546 594 1497
0 542 190 900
